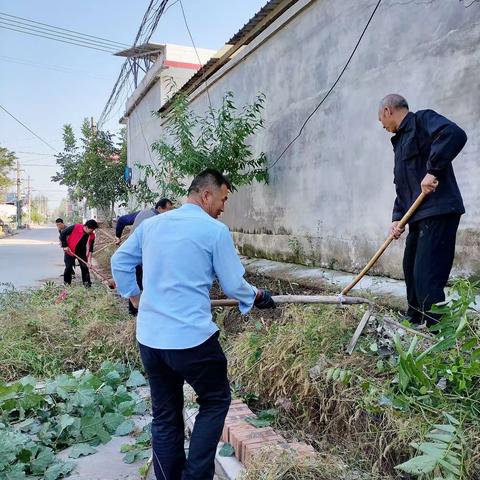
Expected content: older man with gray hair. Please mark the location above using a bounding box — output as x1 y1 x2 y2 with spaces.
378 94 467 326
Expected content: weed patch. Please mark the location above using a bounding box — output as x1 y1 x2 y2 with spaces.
0 283 138 382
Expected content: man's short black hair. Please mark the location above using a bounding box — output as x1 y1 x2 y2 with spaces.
84 219 98 230
187 168 232 195
55 218 64 224
155 198 173 209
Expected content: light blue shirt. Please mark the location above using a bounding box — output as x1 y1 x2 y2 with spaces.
111 203 257 349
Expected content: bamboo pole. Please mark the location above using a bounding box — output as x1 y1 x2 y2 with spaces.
211 295 371 308
69 251 114 287
341 192 426 296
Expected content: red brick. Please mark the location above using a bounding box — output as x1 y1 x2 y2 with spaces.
229 424 259 455
241 433 285 463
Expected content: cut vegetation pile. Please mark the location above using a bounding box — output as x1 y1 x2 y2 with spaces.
222 278 480 479
0 283 138 382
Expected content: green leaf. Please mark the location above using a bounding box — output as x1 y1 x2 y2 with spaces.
69 443 97 459
115 419 135 436
219 443 235 457
30 447 55 475
103 412 125 433
395 454 438 474
125 370 147 388
58 414 75 431
244 416 271 428
123 451 137 464
44 460 75 480
72 388 96 408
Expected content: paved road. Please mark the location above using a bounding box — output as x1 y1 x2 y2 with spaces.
0 226 64 290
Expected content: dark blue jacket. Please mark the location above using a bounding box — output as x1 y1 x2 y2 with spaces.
115 211 140 238
391 110 467 223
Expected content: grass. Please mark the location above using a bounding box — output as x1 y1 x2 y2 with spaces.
0 282 139 382
223 304 431 478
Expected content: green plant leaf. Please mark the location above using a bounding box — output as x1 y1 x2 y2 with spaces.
125 370 147 388
103 412 125 433
44 460 75 480
395 454 438 474
219 443 235 457
115 419 135 436
68 443 97 459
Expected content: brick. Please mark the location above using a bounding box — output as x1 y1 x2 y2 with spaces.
230 427 282 462
221 420 246 443
229 424 259 455
241 433 285 463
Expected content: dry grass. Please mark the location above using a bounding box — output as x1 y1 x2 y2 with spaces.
239 447 346 480
0 282 139 382
225 304 419 477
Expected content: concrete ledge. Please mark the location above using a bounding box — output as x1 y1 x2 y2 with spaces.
241 256 407 303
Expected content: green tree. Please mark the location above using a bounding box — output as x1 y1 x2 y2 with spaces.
0 145 16 199
135 90 268 203
52 121 129 224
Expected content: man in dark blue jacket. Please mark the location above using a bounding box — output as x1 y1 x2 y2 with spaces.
378 94 467 325
115 211 140 245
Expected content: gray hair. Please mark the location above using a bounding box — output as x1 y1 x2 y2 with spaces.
379 94 409 111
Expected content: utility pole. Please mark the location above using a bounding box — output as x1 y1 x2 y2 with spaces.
27 176 32 228
16 159 22 229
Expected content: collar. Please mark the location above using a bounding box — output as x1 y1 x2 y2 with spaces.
396 111 414 134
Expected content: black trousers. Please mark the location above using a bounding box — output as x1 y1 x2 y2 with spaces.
139 332 231 480
403 214 460 325
128 265 143 316
64 253 91 286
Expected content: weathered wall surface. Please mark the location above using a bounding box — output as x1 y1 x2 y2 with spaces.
131 0 480 278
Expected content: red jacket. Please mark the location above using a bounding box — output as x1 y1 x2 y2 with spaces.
65 224 95 257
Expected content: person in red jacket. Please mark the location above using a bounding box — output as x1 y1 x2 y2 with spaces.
60 219 98 287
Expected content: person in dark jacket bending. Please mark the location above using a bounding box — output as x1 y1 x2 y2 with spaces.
115 211 140 245
378 94 467 325
60 219 98 287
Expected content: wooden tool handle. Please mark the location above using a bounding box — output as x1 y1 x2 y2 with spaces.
341 192 426 296
211 295 371 307
70 251 110 283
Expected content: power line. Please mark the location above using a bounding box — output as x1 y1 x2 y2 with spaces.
0 23 117 53
0 104 59 153
98 0 170 127
0 19 118 52
269 0 383 169
0 55 111 80
0 12 129 48
16 151 54 156
178 0 213 111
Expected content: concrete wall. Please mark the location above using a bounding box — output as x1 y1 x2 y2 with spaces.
132 0 480 278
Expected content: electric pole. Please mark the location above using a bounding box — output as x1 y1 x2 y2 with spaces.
16 159 22 229
27 176 32 228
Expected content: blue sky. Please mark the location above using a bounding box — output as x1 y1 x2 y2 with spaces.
0 0 266 209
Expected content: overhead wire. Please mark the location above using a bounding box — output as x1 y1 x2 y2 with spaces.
0 24 118 53
0 12 129 48
98 0 170 127
0 104 59 153
178 0 213 111
268 0 383 169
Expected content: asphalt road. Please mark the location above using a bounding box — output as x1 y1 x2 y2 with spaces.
0 225 64 290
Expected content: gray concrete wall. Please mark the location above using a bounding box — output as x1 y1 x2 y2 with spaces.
133 0 480 278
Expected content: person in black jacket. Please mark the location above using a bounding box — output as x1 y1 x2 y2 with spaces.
378 94 467 325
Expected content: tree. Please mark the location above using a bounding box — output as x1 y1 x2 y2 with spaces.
0 146 16 200
52 121 129 224
134 90 269 203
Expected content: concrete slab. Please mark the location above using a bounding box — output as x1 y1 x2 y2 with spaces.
241 256 407 302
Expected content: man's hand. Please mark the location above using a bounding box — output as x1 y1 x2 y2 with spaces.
129 294 141 309
390 221 405 239
421 173 439 195
115 237 121 246
63 246 72 255
254 289 276 309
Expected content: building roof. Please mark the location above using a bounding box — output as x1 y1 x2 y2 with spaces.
114 42 165 58
158 0 299 114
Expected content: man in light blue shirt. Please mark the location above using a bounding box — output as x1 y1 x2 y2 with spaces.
111 169 275 480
